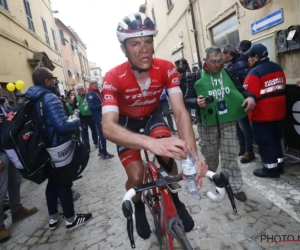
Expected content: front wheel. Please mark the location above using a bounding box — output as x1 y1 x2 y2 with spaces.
172 222 193 250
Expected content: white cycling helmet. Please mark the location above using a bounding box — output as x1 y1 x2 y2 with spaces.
117 12 158 43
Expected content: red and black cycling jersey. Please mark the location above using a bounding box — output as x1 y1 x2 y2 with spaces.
102 58 181 120
243 58 286 122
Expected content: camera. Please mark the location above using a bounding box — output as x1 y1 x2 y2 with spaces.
204 95 214 104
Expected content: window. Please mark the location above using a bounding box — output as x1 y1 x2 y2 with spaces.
93 71 97 76
42 18 50 45
59 29 66 45
23 0 35 32
0 0 9 11
211 15 240 48
51 29 58 51
166 0 172 9
65 60 70 70
151 8 156 24
70 38 77 54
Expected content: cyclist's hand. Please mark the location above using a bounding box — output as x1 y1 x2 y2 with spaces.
148 137 189 160
195 160 208 189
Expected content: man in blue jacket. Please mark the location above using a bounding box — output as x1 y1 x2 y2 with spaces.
25 67 92 231
222 44 255 164
86 80 114 159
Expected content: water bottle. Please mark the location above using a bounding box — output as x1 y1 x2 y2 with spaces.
180 153 198 195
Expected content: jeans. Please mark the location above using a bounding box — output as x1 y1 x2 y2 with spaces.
252 120 284 168
158 99 175 130
92 112 107 155
80 116 98 150
0 152 22 226
236 116 254 153
45 173 74 220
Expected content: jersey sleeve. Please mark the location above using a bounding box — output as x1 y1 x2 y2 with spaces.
102 72 119 114
243 73 261 100
164 61 182 95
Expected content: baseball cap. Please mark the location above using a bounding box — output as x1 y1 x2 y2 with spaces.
244 43 268 58
238 40 252 51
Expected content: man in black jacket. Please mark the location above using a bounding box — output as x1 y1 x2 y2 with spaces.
222 44 255 164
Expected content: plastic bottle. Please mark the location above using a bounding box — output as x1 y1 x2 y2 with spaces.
180 153 198 195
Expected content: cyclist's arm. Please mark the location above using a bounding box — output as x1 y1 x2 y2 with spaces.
169 92 199 160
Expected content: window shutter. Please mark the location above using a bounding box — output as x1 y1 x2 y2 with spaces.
59 29 66 45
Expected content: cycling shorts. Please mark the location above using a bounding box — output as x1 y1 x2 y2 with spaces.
117 108 171 167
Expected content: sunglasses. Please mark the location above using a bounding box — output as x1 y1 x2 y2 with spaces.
206 59 224 65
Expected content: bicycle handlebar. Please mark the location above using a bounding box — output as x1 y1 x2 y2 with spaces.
122 170 237 249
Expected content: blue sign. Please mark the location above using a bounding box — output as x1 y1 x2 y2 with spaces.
251 9 283 35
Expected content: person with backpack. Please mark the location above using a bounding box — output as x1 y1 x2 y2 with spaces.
74 84 98 153
25 67 92 231
0 97 37 242
86 80 114 159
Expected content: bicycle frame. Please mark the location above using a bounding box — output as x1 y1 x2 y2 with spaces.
142 150 184 249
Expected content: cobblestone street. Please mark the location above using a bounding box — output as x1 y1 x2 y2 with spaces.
1 125 300 250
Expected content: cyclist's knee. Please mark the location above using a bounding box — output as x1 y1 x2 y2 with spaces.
125 161 145 186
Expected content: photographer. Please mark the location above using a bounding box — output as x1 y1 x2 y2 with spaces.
194 46 256 202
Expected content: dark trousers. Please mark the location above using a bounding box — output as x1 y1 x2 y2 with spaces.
236 115 254 153
158 99 175 130
81 116 98 150
252 120 284 168
92 112 107 155
45 176 74 219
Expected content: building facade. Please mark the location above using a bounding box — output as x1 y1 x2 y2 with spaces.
89 61 103 89
0 0 66 100
55 18 91 90
145 0 300 84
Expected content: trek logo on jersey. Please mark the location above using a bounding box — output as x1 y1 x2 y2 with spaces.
125 88 139 93
168 68 177 78
124 90 162 100
103 83 117 91
129 98 157 106
104 94 114 100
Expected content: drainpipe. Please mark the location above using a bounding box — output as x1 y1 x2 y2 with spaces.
189 0 202 69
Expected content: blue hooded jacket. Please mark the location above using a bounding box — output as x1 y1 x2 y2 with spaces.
25 86 79 147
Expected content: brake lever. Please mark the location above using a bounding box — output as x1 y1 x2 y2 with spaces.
122 200 135 248
213 170 237 213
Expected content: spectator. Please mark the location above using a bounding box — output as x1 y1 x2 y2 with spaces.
195 46 256 202
177 67 187 95
192 66 199 73
237 40 252 53
222 44 255 163
0 98 37 242
243 44 286 178
86 80 114 159
159 88 177 135
74 84 98 153
25 67 92 231
180 58 191 73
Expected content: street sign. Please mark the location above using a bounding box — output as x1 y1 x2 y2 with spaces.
251 9 283 35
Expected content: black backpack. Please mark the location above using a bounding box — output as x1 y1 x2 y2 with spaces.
1 96 53 184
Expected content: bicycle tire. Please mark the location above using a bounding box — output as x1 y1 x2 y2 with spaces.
172 222 193 250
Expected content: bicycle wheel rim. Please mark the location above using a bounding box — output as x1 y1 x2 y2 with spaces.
172 222 193 250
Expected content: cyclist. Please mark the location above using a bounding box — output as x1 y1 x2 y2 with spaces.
102 12 208 240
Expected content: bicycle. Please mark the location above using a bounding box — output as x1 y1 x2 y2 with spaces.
122 150 237 249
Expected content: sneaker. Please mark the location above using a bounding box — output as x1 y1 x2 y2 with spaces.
0 225 9 242
49 213 64 230
12 207 38 223
98 153 114 160
134 206 151 240
66 213 92 230
171 129 177 135
175 202 194 232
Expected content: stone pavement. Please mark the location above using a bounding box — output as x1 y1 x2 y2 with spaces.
1 124 300 250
